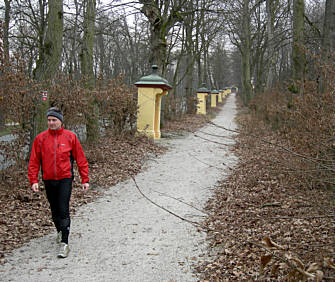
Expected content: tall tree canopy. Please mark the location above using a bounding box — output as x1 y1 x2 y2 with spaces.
1 0 329 108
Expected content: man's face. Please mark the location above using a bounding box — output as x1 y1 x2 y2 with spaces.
47 116 62 130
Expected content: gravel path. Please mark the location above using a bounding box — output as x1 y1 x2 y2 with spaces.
0 94 237 282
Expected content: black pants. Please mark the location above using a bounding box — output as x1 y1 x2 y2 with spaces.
44 178 72 244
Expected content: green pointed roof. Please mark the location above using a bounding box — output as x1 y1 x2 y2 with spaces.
211 89 219 94
134 65 172 90
197 83 211 93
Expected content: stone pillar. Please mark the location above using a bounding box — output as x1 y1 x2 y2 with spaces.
223 88 228 98
135 65 171 139
211 89 219 107
196 84 210 115
218 90 223 103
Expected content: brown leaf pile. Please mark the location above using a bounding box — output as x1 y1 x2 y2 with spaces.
85 134 165 188
161 103 224 134
161 114 210 133
196 103 335 281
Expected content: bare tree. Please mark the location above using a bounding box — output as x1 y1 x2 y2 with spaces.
6 0 48 77
209 42 232 90
0 0 12 130
292 0 305 91
80 0 96 88
222 0 259 104
322 0 335 54
30 0 63 155
319 0 335 92
80 0 99 143
265 0 275 89
3 0 11 61
139 0 186 75
63 0 82 79
34 0 63 81
241 0 253 104
182 0 196 113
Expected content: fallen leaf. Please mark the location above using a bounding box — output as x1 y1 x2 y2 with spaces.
323 257 335 270
260 255 272 272
262 237 284 250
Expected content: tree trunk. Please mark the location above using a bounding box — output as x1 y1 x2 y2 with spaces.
196 1 203 85
80 0 96 88
140 1 165 73
139 0 184 126
30 0 63 156
3 0 10 61
1 0 11 131
184 3 196 114
203 40 209 86
151 22 168 74
139 0 183 76
68 0 81 80
80 0 98 143
241 0 253 105
292 0 305 91
319 0 335 93
265 0 276 89
34 0 63 81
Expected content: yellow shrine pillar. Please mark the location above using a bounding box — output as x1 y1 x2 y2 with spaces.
218 89 223 103
211 89 219 107
135 65 172 139
231 86 238 94
196 84 210 115
223 88 228 98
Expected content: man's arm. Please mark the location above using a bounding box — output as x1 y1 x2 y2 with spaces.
28 138 41 191
72 135 90 185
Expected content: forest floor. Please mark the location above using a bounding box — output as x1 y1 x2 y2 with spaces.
195 102 335 281
0 107 211 261
0 93 334 281
0 94 236 281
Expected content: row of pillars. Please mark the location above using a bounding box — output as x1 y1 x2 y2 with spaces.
134 65 234 140
196 84 232 115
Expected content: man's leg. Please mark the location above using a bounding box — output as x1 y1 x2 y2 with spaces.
44 180 61 233
56 178 73 244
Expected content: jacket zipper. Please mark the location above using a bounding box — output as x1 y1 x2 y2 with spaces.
54 133 57 179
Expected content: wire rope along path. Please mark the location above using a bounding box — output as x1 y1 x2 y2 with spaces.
0 93 238 282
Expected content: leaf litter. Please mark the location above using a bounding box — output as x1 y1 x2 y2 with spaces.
0 114 208 265
2 101 333 281
0 134 164 263
195 105 335 281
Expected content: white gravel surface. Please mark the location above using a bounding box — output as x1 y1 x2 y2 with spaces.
0 94 238 282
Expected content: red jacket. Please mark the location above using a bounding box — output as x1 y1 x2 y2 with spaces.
28 127 89 185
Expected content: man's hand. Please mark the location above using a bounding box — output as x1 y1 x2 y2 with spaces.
31 183 39 192
82 183 89 191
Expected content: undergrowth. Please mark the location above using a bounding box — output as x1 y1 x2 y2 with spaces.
197 82 335 281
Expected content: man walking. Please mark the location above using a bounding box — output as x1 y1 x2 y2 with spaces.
28 107 89 258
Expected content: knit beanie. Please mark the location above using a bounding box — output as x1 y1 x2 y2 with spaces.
46 107 63 123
